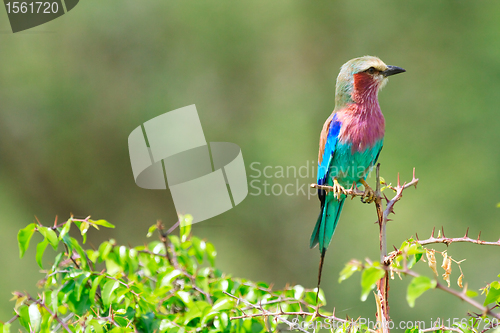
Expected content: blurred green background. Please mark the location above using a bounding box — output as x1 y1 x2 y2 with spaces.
1 0 500 330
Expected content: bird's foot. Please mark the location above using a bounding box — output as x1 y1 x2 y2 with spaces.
360 179 375 204
332 178 346 200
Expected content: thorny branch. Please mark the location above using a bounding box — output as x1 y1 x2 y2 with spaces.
416 227 500 247
223 291 352 333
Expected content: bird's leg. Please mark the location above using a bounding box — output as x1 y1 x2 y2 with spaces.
332 177 346 200
360 178 375 203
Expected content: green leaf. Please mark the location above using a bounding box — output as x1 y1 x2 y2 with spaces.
205 242 217 267
180 214 193 243
293 285 304 300
89 320 104 333
211 297 234 312
1 323 10 333
59 220 72 240
79 222 90 244
146 225 157 238
18 223 36 258
90 275 105 306
159 269 182 289
70 237 88 269
466 290 478 298
75 272 91 302
35 239 49 268
360 266 385 302
102 280 119 307
17 305 30 330
339 260 361 283
39 227 58 250
183 302 210 325
190 237 205 263
28 303 42 333
407 276 436 308
484 282 500 306
497 202 500 208
90 219 115 229
50 290 58 313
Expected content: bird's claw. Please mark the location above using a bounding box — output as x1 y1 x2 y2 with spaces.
360 179 375 204
332 178 346 200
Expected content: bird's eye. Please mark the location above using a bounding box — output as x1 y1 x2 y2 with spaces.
366 67 376 74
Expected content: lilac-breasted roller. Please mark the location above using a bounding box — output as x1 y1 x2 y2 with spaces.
311 56 405 287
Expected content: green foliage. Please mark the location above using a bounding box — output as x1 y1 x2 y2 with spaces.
360 263 385 302
9 214 500 333
7 216 330 333
484 281 500 306
406 276 436 308
17 223 36 258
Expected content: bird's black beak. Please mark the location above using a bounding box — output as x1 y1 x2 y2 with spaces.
382 66 406 77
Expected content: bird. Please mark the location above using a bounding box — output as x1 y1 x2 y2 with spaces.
310 56 405 292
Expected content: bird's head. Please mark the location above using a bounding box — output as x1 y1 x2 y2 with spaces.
335 56 405 109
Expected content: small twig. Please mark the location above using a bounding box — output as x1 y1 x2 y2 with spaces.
156 220 177 267
382 169 419 225
4 314 19 325
167 220 180 234
480 320 500 333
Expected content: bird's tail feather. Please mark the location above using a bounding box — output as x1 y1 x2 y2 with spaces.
310 197 345 252
311 197 345 302
316 248 326 303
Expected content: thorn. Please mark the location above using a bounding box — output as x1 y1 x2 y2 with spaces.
477 231 481 241
34 216 42 226
393 245 398 251
54 215 58 228
383 193 389 204
465 227 469 238
416 233 419 241
441 226 446 238
387 219 393 222
397 173 401 187
431 226 435 238
413 167 416 180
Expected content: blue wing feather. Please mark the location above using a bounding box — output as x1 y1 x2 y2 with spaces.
318 114 341 185
311 114 343 250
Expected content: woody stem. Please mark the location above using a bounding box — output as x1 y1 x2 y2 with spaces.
375 164 390 332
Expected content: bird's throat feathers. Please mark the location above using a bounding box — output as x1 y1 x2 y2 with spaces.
337 100 385 154
334 72 385 153
352 72 383 105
